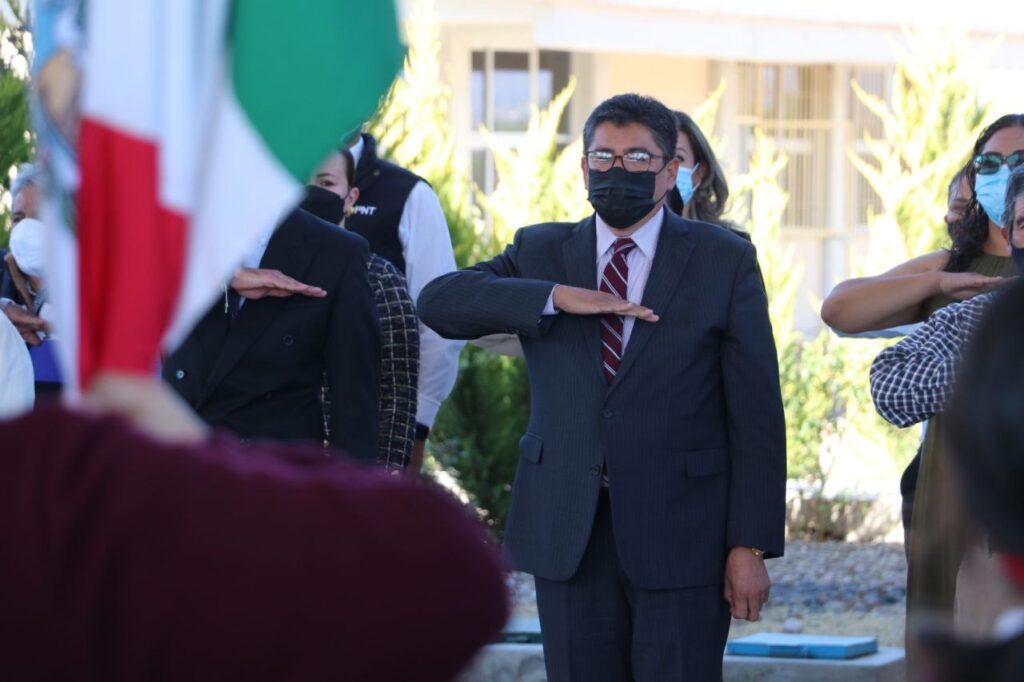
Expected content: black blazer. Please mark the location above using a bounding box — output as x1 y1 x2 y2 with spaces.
164 209 380 461
419 209 786 588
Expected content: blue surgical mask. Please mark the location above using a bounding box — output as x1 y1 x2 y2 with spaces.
975 166 1011 227
675 163 699 205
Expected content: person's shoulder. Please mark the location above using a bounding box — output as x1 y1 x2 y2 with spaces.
926 291 997 331
961 290 1001 321
890 250 950 276
289 209 369 254
701 217 752 242
516 218 588 244
678 215 753 254
374 157 427 189
368 254 410 290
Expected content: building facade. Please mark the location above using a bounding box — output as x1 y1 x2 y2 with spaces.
403 0 1024 334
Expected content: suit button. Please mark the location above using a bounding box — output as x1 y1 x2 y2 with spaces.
283 335 295 346
602 409 613 419
590 465 601 476
174 370 186 380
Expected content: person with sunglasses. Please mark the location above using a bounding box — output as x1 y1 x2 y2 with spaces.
822 115 1022 336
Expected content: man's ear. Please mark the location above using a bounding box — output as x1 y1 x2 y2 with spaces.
581 156 589 190
345 187 361 217
665 157 680 186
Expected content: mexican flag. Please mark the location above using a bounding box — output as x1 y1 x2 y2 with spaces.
34 0 403 393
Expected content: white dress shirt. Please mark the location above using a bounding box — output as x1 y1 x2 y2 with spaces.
0 311 34 419
232 226 277 311
544 208 664 350
351 136 464 428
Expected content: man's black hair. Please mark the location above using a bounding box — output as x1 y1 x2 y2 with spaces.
582 93 677 161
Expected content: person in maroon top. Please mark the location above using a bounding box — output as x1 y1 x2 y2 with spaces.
0 372 508 680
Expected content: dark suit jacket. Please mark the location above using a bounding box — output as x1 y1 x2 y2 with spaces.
164 209 380 461
419 209 786 589
0 407 508 681
0 248 28 306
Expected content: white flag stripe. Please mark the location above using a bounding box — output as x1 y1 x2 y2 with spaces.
40 203 79 402
165 84 298 350
81 2 161 140
83 0 301 355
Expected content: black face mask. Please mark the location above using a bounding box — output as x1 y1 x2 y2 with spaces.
301 184 346 225
1013 244 1024 275
587 166 662 229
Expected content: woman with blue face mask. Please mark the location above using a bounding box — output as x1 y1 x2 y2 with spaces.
821 116 1024 336
665 111 750 240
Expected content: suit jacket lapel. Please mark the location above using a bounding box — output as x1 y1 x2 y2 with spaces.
197 212 321 407
608 213 694 395
560 216 606 386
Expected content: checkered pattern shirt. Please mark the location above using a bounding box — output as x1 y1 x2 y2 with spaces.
323 254 419 471
870 292 997 428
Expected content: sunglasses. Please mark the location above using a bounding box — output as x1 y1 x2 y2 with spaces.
973 150 1024 175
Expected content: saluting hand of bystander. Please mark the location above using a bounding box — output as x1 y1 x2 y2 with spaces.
230 268 327 301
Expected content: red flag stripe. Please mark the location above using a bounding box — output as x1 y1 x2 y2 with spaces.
77 118 188 388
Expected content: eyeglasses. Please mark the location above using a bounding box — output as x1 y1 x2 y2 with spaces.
585 150 667 174
973 150 1024 175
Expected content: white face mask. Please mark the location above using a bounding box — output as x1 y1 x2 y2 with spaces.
9 217 46 279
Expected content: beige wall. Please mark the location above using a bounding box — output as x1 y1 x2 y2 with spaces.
587 54 711 118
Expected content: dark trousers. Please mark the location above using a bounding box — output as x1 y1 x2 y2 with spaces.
534 491 731 682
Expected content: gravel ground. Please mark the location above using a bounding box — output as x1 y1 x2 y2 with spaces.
511 540 908 648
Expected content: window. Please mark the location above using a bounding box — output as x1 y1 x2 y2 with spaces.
848 67 888 228
736 63 834 230
493 52 531 132
470 49 572 194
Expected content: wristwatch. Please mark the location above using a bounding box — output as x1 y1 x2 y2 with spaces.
750 547 765 558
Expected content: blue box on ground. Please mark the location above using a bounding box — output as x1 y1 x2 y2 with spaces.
726 633 879 660
497 616 542 645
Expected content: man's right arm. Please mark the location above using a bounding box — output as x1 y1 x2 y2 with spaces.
869 299 980 427
417 228 557 341
418 228 659 341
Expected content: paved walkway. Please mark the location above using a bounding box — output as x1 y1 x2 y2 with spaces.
511 541 908 647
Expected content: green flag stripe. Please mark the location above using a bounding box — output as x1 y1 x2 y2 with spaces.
230 0 405 182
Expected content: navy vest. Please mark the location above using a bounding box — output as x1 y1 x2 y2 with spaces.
347 134 425 275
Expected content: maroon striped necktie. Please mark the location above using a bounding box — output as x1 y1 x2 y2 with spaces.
599 237 638 384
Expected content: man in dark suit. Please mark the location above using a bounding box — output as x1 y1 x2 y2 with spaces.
163 208 380 461
419 94 786 681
